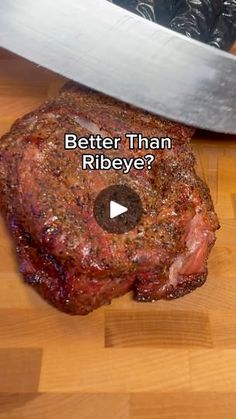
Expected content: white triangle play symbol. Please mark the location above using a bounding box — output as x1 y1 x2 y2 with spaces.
110 201 128 219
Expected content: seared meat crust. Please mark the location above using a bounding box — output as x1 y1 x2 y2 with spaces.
0 83 219 314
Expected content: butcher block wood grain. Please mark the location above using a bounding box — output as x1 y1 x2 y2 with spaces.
0 47 236 419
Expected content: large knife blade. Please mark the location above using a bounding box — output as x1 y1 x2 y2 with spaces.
0 0 235 133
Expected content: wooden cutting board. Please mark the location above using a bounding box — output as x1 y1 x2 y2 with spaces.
0 47 236 419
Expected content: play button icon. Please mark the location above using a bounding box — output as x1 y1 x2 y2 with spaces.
110 201 128 219
94 185 143 234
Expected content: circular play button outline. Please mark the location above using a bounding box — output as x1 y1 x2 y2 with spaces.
93 184 143 234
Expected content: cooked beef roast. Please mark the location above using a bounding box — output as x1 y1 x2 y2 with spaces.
0 82 219 315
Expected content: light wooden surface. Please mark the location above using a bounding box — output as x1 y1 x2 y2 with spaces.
0 47 236 419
